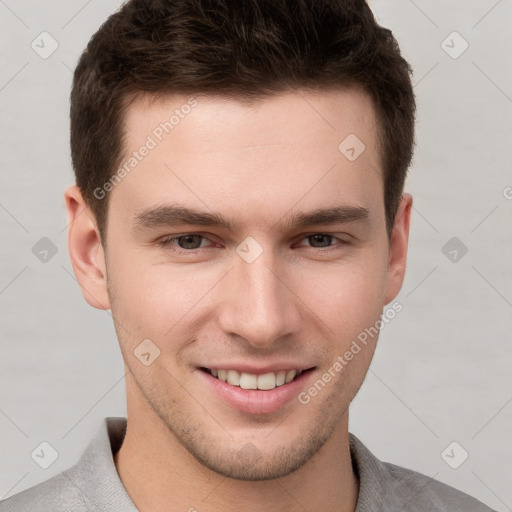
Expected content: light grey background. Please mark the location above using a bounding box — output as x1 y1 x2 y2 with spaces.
0 0 511 510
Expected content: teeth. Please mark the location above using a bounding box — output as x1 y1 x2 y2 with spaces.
275 370 286 386
285 370 297 383
207 368 303 390
226 369 240 386
239 372 258 389
257 372 276 390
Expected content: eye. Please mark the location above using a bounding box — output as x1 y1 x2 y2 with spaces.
157 234 212 251
157 232 349 254
295 233 348 250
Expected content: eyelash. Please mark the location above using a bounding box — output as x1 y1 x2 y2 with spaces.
156 233 349 254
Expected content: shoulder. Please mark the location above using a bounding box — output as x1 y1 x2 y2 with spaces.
349 433 497 512
0 467 91 511
380 460 497 512
1 417 134 512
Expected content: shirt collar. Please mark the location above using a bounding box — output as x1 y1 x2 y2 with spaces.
66 417 137 511
68 416 385 511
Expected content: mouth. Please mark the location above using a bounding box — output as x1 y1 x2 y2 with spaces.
199 367 315 391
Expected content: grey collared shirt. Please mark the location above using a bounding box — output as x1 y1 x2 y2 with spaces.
0 417 497 511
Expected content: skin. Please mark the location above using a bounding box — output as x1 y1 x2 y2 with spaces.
65 86 412 512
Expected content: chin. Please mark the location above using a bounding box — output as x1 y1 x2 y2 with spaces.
178 423 337 481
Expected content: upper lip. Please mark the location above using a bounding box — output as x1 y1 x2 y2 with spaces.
199 363 315 375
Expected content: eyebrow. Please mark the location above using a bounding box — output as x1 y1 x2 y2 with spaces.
132 204 370 233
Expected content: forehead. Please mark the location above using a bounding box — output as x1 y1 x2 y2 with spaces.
110 87 383 229
122 86 379 150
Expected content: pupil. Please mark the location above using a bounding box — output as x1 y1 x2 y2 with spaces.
179 235 202 249
310 234 331 247
176 234 331 250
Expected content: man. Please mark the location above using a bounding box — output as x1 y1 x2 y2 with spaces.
1 0 497 511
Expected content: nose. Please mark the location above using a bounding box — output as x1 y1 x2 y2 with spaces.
217 245 301 349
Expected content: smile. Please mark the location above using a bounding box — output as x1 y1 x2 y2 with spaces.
200 367 308 390
196 365 316 414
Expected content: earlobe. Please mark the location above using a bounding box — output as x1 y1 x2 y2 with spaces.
64 185 111 310
384 193 413 305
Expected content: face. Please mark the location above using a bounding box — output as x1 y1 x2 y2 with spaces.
66 87 411 480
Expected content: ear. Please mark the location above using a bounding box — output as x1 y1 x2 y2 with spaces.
384 193 413 305
64 185 110 310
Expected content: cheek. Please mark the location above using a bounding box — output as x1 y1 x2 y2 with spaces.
107 235 389 345
107 254 219 338
296 255 389 334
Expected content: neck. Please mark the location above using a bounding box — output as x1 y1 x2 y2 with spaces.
114 378 359 512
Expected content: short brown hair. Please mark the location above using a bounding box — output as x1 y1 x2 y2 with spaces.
70 0 415 244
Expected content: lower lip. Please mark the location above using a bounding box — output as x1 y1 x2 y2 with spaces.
195 368 315 415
